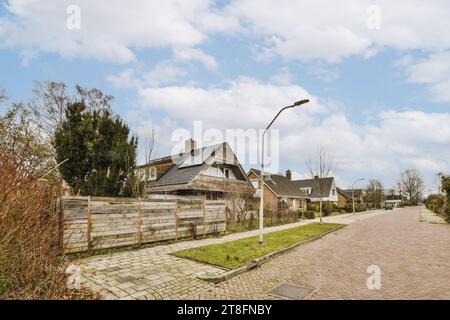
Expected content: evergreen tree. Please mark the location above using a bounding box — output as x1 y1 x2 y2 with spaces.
54 102 137 196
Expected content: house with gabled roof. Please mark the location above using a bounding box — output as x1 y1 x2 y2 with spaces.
136 139 254 200
292 176 339 204
341 189 364 205
247 169 307 212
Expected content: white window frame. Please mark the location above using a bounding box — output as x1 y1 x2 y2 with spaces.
148 167 157 181
223 168 231 179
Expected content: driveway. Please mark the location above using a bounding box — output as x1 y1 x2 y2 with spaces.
191 206 450 300
76 210 387 300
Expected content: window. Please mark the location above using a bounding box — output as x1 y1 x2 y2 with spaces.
137 169 146 182
148 167 157 181
223 168 231 179
301 187 312 196
332 188 336 196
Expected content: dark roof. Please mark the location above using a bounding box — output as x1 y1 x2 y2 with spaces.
147 143 251 189
249 169 307 199
342 189 363 198
146 143 224 188
148 162 208 188
136 155 177 168
292 177 334 198
336 187 351 200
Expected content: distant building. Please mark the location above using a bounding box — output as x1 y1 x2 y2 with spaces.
248 169 308 212
292 177 339 204
341 189 365 205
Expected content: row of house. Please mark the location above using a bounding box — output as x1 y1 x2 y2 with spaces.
137 140 364 211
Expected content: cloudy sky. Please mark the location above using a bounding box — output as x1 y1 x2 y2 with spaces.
1 0 450 191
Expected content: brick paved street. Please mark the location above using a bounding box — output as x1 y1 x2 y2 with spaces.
76 210 384 299
192 206 450 300
76 207 449 300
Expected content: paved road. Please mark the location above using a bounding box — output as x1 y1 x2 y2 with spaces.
76 210 386 300
192 207 450 300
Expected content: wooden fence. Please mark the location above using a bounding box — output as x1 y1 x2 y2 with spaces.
59 196 226 253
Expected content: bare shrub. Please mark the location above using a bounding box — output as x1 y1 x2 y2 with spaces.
0 151 68 299
0 152 100 300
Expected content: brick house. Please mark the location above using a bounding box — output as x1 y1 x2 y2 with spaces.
136 139 254 200
292 177 339 204
247 169 308 212
341 189 364 205
336 187 352 208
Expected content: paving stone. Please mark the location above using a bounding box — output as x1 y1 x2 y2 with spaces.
76 208 449 300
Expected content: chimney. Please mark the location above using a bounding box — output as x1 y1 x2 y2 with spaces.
286 169 292 181
185 138 197 154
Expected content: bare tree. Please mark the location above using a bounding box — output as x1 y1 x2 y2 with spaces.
26 81 69 137
0 103 57 179
23 82 114 138
366 179 384 209
75 85 114 113
306 147 334 224
128 130 158 197
399 169 424 205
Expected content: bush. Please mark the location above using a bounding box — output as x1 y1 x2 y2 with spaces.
0 150 97 300
322 202 334 216
441 177 450 223
307 203 319 213
425 194 445 215
304 211 316 219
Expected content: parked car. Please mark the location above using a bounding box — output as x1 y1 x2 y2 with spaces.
384 203 394 210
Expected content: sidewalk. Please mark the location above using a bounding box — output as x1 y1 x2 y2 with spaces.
75 208 390 300
420 207 447 224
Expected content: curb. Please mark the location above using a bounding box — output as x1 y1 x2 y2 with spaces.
199 224 346 284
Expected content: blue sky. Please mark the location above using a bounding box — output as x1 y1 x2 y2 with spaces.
1 0 450 192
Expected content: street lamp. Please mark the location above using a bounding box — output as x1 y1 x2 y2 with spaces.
351 178 366 215
259 99 310 246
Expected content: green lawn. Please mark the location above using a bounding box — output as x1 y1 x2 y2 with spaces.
173 222 343 269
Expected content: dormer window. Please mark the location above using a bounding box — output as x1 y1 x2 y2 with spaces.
148 167 157 181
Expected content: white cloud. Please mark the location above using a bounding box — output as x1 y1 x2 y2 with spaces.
107 69 142 89
5 0 450 65
405 52 450 102
0 0 235 64
138 77 325 130
173 47 218 71
308 64 339 82
226 0 450 63
137 77 450 185
145 61 188 87
271 67 293 85
107 61 187 89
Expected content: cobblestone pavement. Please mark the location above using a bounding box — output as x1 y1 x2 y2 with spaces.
76 210 387 300
191 206 450 300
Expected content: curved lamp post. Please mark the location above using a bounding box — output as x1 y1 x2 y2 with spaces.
259 99 310 246
351 178 367 215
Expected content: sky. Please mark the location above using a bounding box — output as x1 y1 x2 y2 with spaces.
1 0 450 192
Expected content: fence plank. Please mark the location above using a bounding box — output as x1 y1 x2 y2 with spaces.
62 196 225 253
87 196 92 253
174 200 179 241
136 198 142 246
